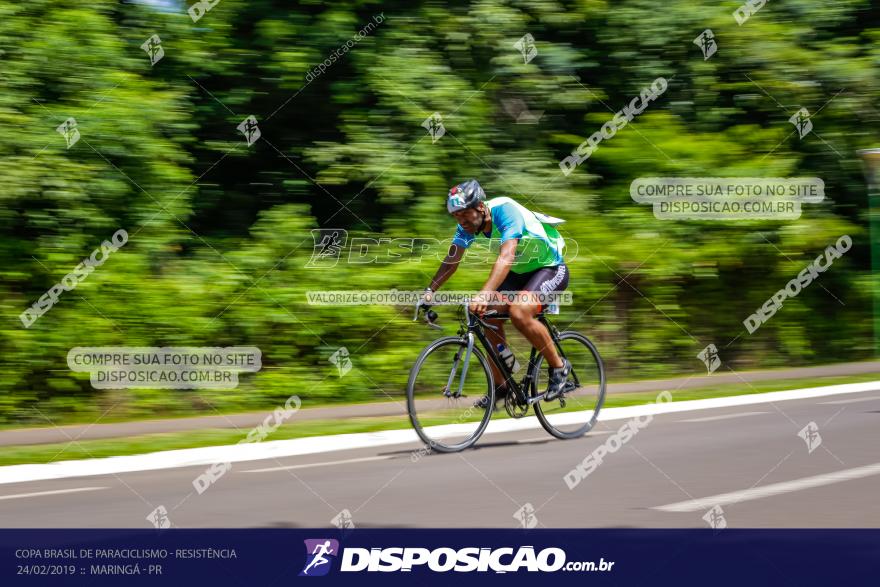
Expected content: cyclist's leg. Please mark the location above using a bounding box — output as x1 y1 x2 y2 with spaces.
509 293 562 368
483 270 525 391
483 310 509 387
508 265 569 369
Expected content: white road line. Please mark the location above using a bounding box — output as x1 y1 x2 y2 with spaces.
0 380 877 486
653 463 880 513
819 396 879 405
0 486 107 501
242 456 392 473
677 411 769 423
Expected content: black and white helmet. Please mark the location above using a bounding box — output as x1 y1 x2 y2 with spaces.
446 179 486 213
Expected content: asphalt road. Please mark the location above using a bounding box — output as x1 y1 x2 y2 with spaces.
1 385 878 528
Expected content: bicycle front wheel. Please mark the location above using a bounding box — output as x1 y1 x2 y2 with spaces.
406 337 495 453
531 331 606 439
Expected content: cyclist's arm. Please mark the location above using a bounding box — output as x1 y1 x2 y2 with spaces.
481 239 518 292
428 243 465 291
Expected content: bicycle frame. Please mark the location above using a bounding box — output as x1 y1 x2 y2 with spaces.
458 306 574 408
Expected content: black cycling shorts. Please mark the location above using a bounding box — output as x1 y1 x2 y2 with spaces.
495 264 569 304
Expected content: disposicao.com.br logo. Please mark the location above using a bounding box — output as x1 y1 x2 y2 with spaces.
299 540 614 574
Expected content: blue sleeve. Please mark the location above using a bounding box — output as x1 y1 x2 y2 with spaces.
452 225 474 249
492 203 525 243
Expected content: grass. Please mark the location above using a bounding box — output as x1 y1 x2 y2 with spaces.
0 393 407 432
0 371 877 467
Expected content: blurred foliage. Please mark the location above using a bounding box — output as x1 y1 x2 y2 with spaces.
0 0 878 423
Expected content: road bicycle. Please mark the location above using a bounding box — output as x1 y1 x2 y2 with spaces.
408 303 606 452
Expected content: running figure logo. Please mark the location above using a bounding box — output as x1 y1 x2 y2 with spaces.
702 505 727 529
146 505 171 529
306 228 348 268
237 115 261 146
789 108 813 139
693 29 717 60
329 347 352 377
140 34 164 66
513 33 538 64
797 421 822 453
56 117 80 149
696 344 721 374
513 503 538 528
421 112 445 143
300 539 339 577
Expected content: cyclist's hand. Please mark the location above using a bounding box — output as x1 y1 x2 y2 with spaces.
468 290 495 316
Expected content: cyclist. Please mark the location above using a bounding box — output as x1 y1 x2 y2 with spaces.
419 179 571 408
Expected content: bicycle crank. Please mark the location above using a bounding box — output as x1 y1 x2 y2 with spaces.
504 392 529 418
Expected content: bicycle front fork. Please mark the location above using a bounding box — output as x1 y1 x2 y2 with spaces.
445 332 476 399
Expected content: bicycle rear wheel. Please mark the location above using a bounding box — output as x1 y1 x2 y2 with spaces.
406 337 495 453
531 331 606 439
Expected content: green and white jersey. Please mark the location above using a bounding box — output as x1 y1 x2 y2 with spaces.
451 197 566 274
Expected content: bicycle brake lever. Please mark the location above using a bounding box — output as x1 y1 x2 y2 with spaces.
479 310 500 330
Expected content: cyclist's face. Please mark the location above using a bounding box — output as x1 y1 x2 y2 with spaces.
452 206 483 234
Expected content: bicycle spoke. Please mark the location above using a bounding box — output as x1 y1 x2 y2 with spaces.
532 331 606 438
407 338 494 452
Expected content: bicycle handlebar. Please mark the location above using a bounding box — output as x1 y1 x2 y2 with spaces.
415 303 504 332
